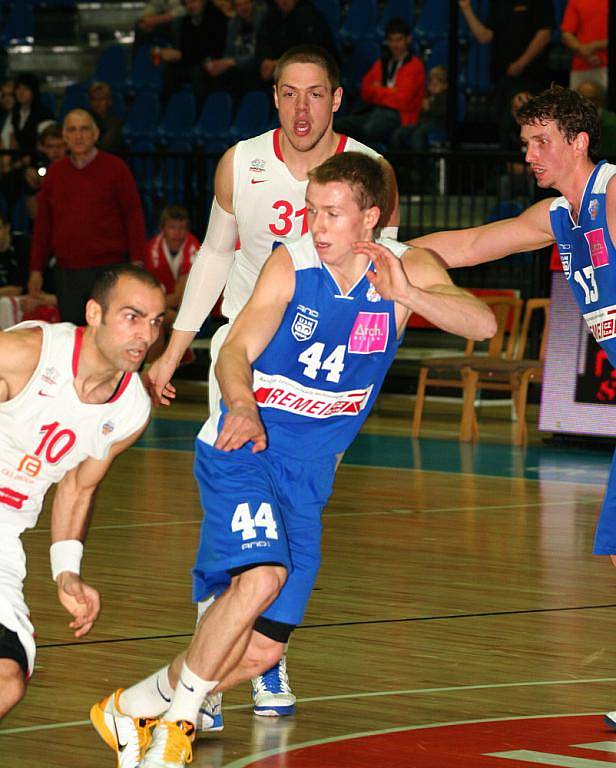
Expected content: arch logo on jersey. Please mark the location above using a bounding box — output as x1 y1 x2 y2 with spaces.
348 312 389 354
585 228 610 268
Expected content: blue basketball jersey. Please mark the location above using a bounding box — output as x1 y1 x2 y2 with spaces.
198 234 406 458
550 160 616 367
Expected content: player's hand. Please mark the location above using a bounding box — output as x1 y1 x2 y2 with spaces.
56 572 101 638
142 356 177 406
27 270 43 298
353 241 409 302
215 405 267 453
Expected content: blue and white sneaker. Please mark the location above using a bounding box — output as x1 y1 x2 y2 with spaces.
251 656 296 717
605 711 616 729
196 692 224 735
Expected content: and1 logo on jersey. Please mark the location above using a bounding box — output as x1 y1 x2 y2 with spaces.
348 312 389 354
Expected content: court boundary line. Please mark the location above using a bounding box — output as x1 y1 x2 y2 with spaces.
220 710 608 768
0 683 610 737
32 601 616 651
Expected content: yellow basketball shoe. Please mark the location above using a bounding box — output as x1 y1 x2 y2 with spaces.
90 689 156 768
140 719 195 767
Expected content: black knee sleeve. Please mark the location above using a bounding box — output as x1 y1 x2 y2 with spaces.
254 615 296 643
0 624 28 677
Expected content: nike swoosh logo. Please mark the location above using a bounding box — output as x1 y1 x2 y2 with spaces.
38 390 53 397
156 676 171 703
113 718 128 752
251 179 268 184
180 677 195 693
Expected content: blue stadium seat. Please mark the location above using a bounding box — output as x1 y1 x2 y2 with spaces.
341 39 380 104
376 0 414 40
158 138 192 203
424 38 448 71
0 2 34 45
229 90 270 143
94 44 129 92
464 38 492 95
127 139 157 194
123 90 161 143
339 0 377 47
40 90 57 118
59 82 89 120
193 91 233 151
157 90 196 144
488 200 524 222
128 45 163 93
311 0 340 42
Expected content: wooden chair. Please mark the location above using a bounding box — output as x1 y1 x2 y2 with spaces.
459 298 550 445
411 295 523 440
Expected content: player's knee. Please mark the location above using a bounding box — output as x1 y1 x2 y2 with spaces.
0 659 26 718
234 564 287 610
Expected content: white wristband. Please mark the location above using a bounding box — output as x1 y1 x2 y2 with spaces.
381 226 399 239
50 540 83 581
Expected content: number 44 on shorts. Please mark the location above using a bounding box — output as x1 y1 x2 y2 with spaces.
231 502 278 541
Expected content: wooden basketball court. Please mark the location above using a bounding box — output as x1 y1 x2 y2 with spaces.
2 391 616 767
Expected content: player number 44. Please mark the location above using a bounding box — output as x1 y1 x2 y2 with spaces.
231 502 278 541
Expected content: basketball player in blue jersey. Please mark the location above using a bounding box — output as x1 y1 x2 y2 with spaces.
143 45 400 726
398 83 616 730
92 152 495 768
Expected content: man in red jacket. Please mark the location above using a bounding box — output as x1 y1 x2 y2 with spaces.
335 17 424 147
27 109 147 325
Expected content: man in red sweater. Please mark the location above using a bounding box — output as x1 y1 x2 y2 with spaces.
335 17 424 148
28 109 147 325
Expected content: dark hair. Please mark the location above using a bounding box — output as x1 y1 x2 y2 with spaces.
307 151 387 225
90 264 162 314
14 73 42 108
39 123 63 144
274 45 340 91
385 17 410 37
160 204 190 226
517 84 601 160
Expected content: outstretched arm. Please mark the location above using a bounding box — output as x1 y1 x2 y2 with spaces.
214 248 295 453
143 147 238 406
358 242 497 340
409 198 555 268
50 424 148 637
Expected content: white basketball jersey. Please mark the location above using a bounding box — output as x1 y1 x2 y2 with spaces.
223 128 381 320
0 322 151 533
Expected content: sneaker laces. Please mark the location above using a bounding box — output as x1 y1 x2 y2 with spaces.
255 658 292 695
138 718 157 751
150 721 194 765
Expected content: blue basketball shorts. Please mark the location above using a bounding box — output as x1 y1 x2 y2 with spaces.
593 447 616 554
192 438 336 626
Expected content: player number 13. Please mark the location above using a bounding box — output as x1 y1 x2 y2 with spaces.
573 266 599 305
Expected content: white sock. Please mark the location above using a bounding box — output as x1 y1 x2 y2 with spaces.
164 662 218 725
119 666 174 718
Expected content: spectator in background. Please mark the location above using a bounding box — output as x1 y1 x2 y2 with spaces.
22 123 66 221
0 212 57 329
390 64 447 150
576 80 616 157
498 90 534 199
88 81 124 153
561 0 607 90
135 0 186 48
28 109 147 325
0 80 15 173
160 0 228 107
202 0 266 102
335 18 424 148
8 74 54 152
459 0 553 135
255 0 338 85
144 204 200 359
